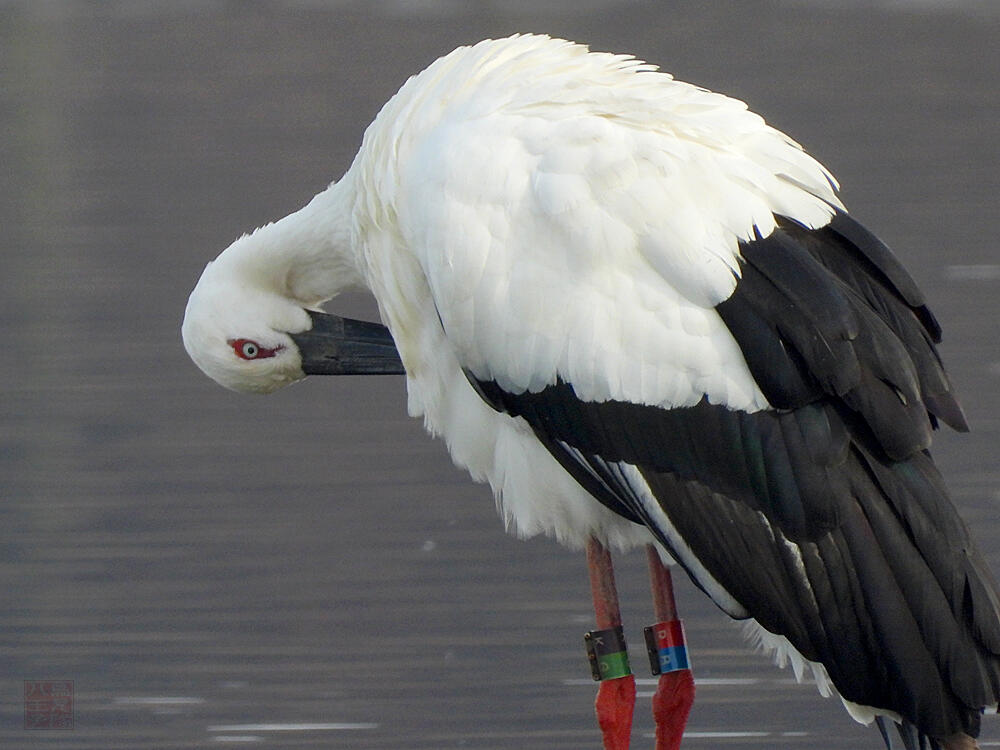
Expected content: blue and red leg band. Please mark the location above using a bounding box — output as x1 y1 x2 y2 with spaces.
643 619 690 675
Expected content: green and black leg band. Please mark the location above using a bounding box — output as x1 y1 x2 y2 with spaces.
584 625 632 681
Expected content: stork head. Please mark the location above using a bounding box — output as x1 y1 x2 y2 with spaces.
182 180 403 393
182 246 403 394
181 257 314 394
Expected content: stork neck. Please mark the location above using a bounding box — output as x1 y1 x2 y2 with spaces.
216 178 364 307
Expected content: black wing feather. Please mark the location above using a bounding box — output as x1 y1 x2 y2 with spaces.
826 211 939 337
464 211 999 743
779 212 966 432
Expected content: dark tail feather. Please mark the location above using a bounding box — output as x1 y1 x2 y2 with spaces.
877 716 894 748
876 717 944 750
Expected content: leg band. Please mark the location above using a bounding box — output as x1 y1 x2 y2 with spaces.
584 625 632 681
644 620 690 675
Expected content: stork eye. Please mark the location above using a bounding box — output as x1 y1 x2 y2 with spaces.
229 338 282 361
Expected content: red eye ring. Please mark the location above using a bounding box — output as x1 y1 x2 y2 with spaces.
228 338 283 360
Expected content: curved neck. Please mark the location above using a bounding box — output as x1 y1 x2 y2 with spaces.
213 178 365 308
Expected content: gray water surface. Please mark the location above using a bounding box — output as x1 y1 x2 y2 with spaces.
2 2 999 748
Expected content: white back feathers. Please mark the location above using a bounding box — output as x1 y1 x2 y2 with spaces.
352 35 840 409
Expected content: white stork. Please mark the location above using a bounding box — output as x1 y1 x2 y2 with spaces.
182 35 1000 750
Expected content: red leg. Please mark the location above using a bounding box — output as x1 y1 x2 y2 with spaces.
586 536 636 750
646 544 695 750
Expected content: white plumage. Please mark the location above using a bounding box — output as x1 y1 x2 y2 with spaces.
320 35 829 539
183 35 999 750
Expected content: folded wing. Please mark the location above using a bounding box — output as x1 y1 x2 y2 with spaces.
466 212 1000 741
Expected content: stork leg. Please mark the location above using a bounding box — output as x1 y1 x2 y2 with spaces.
586 536 636 750
646 544 695 750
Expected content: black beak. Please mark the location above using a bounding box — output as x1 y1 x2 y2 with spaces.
290 310 405 376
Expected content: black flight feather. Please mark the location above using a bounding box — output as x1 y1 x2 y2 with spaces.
459 211 998 746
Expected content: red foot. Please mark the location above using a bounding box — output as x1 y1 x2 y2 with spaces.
595 674 636 750
652 669 694 750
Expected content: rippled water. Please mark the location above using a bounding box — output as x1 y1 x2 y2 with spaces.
2 2 998 748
